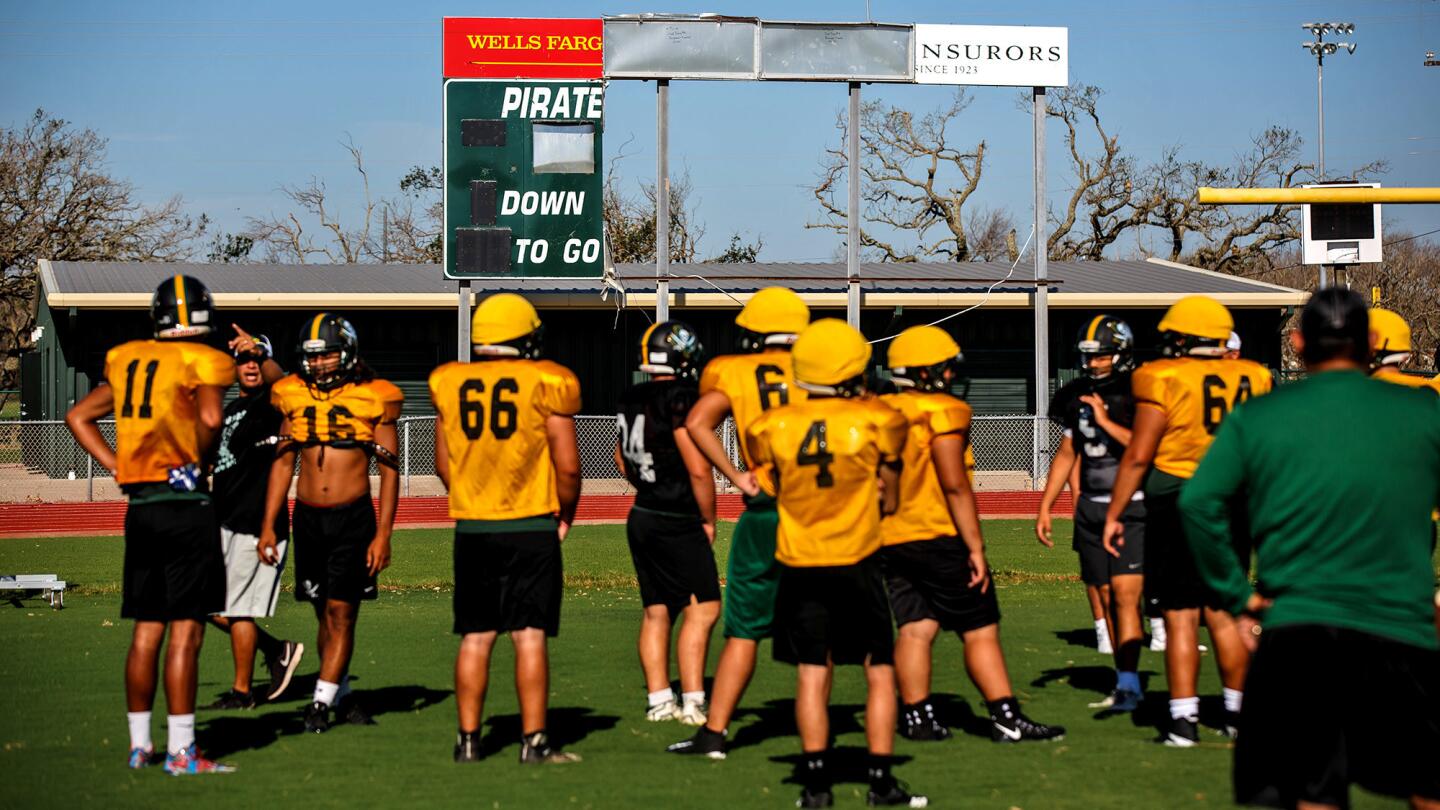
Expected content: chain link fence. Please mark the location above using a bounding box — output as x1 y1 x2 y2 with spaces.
0 414 1062 502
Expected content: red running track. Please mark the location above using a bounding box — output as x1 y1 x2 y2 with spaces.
0 492 1074 538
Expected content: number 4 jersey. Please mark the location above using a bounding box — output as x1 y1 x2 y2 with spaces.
616 379 702 516
1132 356 1273 479
746 397 907 567
104 339 236 485
429 358 581 521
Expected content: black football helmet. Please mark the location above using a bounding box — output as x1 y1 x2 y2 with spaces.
639 321 706 382
297 313 359 390
151 275 216 339
1076 314 1135 375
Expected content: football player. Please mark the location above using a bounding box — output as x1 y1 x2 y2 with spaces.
205 331 305 709
668 287 810 759
1037 316 1148 711
615 322 721 726
65 275 236 774
747 319 925 808
429 294 582 765
1369 308 1439 393
258 314 403 733
883 326 1065 743
1103 296 1273 746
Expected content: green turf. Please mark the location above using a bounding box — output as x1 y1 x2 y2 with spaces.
0 521 1412 809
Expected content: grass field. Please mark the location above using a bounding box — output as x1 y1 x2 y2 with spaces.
0 520 1414 809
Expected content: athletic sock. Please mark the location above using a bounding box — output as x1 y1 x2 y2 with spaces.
1094 618 1108 639
314 679 340 707
167 714 195 755
647 687 675 707
681 690 705 706
127 711 152 751
1150 617 1166 638
1169 696 1200 720
1116 671 1141 694
986 696 1020 722
1223 688 1243 714
800 751 830 793
866 753 894 790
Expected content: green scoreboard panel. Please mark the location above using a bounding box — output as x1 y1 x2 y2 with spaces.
443 79 604 279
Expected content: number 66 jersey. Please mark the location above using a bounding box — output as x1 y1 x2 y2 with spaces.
1132 356 1273 479
429 358 581 521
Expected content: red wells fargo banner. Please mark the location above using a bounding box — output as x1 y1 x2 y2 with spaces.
443 17 603 79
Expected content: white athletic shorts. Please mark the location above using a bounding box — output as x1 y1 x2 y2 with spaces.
217 527 286 618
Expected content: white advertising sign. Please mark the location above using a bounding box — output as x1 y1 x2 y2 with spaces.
914 24 1068 87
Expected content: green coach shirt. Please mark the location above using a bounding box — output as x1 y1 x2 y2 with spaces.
1179 369 1440 650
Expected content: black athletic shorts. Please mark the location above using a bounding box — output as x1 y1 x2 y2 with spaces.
626 506 721 615
1236 624 1440 807
774 556 893 667
453 528 563 637
1143 482 1244 611
881 537 1000 634
122 496 225 621
1073 498 1146 586
292 497 378 604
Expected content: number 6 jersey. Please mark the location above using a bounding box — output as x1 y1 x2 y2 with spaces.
104 339 236 485
429 358 582 521
1132 356 1273 479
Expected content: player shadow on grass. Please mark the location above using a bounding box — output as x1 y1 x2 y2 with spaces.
1031 663 1173 730
200 684 452 757
1052 628 1107 650
770 747 914 788
728 700 877 753
481 707 621 756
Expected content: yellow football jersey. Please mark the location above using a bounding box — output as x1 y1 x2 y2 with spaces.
1132 356 1273 479
1374 366 1440 392
270 374 404 445
879 391 977 546
698 350 807 468
104 339 235 485
429 358 581 521
746 397 907 567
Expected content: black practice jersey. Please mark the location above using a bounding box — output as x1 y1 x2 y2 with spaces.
617 379 702 516
212 385 288 536
1048 372 1135 498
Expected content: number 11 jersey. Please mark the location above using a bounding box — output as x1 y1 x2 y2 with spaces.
429 358 582 521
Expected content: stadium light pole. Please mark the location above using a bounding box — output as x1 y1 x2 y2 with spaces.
1300 22 1356 182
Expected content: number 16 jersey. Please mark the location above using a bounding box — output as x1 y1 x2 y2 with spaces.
429 358 582 521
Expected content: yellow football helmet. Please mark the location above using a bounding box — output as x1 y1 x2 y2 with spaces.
473 293 543 358
1369 308 1412 367
887 325 963 393
792 319 871 396
1158 295 1233 357
734 287 810 350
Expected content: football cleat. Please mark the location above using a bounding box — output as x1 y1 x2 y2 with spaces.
867 778 928 808
264 641 305 702
204 690 257 711
303 701 331 734
667 726 727 759
1091 689 1142 713
645 699 682 722
1222 710 1241 740
678 700 708 727
797 787 835 808
454 730 483 763
519 731 580 764
1161 715 1200 747
163 744 235 775
991 713 1066 743
899 702 951 742
128 745 158 769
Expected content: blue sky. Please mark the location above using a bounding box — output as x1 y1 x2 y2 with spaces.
3 0 1437 263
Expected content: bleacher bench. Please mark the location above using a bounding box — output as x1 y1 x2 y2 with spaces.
0 574 66 609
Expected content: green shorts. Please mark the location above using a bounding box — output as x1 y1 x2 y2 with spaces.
722 494 780 640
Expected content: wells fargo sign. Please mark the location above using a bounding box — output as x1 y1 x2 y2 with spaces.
443 17 603 79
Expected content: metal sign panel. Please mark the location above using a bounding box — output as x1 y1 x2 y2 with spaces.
1301 182 1383 265
913 24 1068 87
604 18 759 79
443 79 605 279
759 22 912 81
443 17 603 79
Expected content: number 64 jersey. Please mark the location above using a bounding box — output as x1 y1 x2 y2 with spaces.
429 358 582 521
1132 356 1273 479
746 397 907 568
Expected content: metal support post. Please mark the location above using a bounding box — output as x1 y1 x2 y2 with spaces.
457 280 471 361
401 418 411 497
656 79 670 323
1032 86 1050 490
1317 53 1325 181
86 454 93 502
847 82 861 328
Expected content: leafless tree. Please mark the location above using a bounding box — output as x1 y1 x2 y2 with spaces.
382 165 443 264
0 109 204 389
965 208 1018 262
809 90 988 262
603 143 757 265
245 137 378 264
